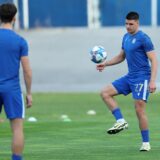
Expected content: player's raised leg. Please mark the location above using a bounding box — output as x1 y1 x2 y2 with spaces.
10 119 24 160
135 100 151 151
101 84 128 134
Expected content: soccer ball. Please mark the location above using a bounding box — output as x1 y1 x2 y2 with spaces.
90 46 107 63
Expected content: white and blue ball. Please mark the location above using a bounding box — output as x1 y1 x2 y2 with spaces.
90 46 107 64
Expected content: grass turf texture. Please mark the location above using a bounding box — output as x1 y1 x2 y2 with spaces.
0 93 160 160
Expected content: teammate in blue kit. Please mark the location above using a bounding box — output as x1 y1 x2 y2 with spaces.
97 12 158 151
0 3 32 160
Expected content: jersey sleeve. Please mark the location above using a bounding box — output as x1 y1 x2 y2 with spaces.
20 37 28 57
142 35 154 53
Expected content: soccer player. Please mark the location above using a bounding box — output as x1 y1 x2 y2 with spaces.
97 12 158 151
0 3 32 160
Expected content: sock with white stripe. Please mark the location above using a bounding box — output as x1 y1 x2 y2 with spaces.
112 108 125 122
141 130 149 142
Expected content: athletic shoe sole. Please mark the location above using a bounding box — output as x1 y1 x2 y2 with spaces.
107 123 128 134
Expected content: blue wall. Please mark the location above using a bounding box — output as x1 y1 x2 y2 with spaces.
0 0 13 4
28 0 87 28
100 0 151 26
158 0 160 25
1 0 158 28
18 0 24 28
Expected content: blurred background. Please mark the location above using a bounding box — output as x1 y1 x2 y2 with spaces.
1 0 160 92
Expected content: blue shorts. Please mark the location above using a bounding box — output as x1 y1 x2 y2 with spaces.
112 75 150 102
0 90 25 119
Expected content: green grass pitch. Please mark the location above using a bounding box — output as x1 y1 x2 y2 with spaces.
0 93 160 160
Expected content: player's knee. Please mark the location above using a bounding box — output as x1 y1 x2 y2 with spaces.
100 88 110 100
135 100 146 116
135 100 145 108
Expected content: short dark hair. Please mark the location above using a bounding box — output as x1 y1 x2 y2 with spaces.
126 12 139 20
0 3 17 23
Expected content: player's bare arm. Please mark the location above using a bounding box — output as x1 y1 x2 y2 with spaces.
96 49 125 72
21 56 32 107
147 51 158 93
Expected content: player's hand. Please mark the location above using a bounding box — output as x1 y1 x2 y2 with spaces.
149 81 156 93
26 94 32 108
96 61 106 72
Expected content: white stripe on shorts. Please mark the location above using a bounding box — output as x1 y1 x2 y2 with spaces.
21 93 25 118
143 80 148 101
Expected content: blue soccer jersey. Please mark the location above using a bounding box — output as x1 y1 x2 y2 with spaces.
122 31 154 77
0 29 28 91
0 29 28 119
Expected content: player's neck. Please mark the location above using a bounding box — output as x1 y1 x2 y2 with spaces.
130 29 139 35
1 23 13 30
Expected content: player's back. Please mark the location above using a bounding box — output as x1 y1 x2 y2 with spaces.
0 29 27 92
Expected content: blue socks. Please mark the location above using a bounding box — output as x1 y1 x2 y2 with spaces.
112 108 123 121
112 108 149 143
141 130 149 142
12 154 22 160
